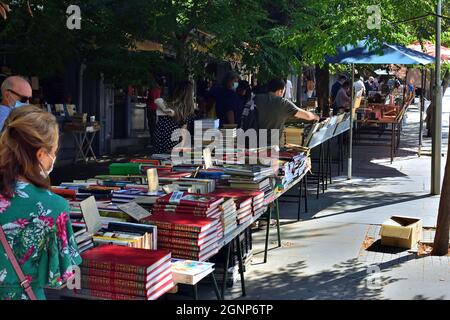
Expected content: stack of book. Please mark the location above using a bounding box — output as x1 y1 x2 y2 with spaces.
111 189 162 205
151 193 224 219
171 259 215 285
277 150 309 189
218 198 237 236
212 189 267 221
193 119 221 147
79 245 174 300
143 213 221 261
170 178 216 194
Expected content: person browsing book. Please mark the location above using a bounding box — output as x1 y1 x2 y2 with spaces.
153 81 196 154
255 78 319 146
0 105 82 300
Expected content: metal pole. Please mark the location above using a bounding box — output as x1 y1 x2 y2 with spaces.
419 67 425 155
432 0 442 195
348 64 355 180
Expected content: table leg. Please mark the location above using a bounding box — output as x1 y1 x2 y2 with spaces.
304 174 309 213
276 199 281 248
86 132 98 162
264 206 272 264
193 284 198 300
391 123 394 164
235 237 246 297
210 272 222 300
297 180 302 221
220 243 231 299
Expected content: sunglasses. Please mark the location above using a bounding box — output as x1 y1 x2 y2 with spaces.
7 89 32 103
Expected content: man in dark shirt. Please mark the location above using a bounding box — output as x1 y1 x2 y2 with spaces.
331 75 347 109
207 71 241 127
255 78 319 146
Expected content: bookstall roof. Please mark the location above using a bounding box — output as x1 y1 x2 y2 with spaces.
325 40 435 65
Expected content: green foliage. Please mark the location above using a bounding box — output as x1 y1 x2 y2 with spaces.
0 0 448 84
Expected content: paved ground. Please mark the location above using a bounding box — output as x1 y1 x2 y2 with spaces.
53 92 450 300
217 92 450 300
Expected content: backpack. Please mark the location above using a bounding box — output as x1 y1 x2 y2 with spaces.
240 94 259 131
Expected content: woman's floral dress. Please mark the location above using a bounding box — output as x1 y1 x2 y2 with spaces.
0 181 82 300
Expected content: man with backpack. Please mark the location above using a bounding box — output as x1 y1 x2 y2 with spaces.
252 78 319 146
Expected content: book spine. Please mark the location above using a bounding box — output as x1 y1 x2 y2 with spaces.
82 280 147 297
158 236 199 246
81 260 145 275
83 275 146 290
81 267 146 282
146 220 201 233
83 288 144 300
157 229 201 239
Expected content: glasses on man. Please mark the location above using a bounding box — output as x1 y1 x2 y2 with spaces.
7 89 32 103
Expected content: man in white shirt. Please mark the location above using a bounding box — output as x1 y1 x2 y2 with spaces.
354 77 366 97
284 79 293 100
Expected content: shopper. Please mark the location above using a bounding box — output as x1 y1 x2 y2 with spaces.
255 78 319 145
331 75 347 109
236 80 252 127
284 78 294 100
153 81 196 154
0 76 32 131
146 76 162 147
206 71 241 127
0 105 81 300
334 81 352 113
354 77 366 97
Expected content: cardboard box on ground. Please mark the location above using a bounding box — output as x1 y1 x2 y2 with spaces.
380 216 423 249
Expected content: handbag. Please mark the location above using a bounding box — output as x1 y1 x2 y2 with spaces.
0 224 37 300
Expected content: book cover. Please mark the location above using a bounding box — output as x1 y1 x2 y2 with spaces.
81 245 171 275
143 213 218 234
157 193 224 208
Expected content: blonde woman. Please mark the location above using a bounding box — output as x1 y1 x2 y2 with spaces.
0 106 81 300
153 81 196 154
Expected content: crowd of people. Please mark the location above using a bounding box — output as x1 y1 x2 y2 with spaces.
330 74 415 114
146 72 320 153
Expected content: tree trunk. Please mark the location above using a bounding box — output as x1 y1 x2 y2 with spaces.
432 69 450 255
315 64 330 116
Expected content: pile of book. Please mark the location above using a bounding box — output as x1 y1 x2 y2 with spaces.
151 193 224 219
212 189 267 223
79 245 174 300
170 178 216 194
171 259 215 285
218 198 237 237
143 212 221 261
111 189 162 205
193 119 221 147
277 149 309 189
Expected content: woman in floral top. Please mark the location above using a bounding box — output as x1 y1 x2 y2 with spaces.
0 106 81 300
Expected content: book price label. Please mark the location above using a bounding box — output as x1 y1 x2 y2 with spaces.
203 148 213 169
118 202 152 221
169 191 184 204
147 168 159 193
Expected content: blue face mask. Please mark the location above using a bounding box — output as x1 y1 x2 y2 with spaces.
13 101 28 109
232 82 239 91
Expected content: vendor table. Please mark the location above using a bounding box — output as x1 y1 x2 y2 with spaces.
64 125 101 163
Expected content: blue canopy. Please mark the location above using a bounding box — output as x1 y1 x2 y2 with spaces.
325 40 435 65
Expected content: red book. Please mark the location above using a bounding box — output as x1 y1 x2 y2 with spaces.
51 188 76 199
158 236 218 252
157 227 218 240
81 245 171 275
157 193 224 208
211 189 264 200
81 259 171 283
130 159 161 165
158 231 218 247
152 204 220 214
142 213 218 233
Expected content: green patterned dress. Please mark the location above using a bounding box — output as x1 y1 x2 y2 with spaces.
0 181 82 300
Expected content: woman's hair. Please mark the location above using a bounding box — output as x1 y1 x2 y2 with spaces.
168 81 195 125
0 105 59 196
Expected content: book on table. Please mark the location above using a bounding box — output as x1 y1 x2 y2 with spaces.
171 259 215 285
80 245 174 300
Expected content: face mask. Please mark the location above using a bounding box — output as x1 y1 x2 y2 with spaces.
232 82 239 91
39 153 56 178
13 101 28 109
